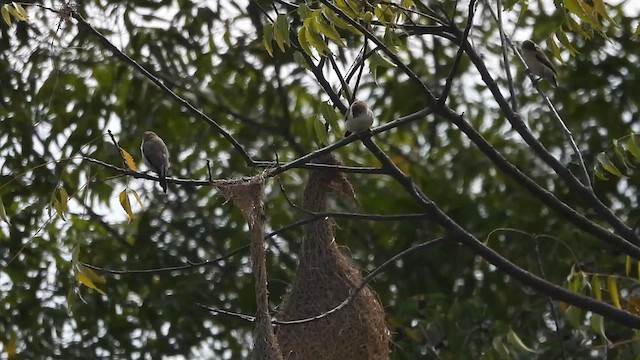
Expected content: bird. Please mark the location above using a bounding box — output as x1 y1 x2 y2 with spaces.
141 131 170 193
344 100 374 137
521 40 557 87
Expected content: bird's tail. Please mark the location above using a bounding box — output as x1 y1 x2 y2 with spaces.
159 168 168 193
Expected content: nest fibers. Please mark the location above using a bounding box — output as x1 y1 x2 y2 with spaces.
275 153 390 359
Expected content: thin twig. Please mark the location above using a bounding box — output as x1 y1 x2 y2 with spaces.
439 0 476 104
71 13 256 167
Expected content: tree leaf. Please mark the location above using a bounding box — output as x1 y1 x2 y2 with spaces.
59 187 69 220
596 153 623 177
120 147 137 171
297 27 315 59
0 194 10 225
77 271 107 296
131 189 145 211
320 102 341 135
313 116 329 146
607 276 621 309
119 189 134 223
2 6 12 27
506 328 536 353
592 275 601 301
11 2 27 21
14 2 28 21
314 17 346 47
77 263 107 284
628 134 640 160
262 23 274 57
590 314 610 344
274 14 289 52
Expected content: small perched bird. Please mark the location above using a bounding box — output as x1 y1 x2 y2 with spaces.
521 40 558 87
141 131 170 193
344 100 374 137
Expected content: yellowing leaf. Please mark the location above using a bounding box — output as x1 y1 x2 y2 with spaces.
627 296 640 315
2 6 12 27
626 255 632 277
5 4 22 22
607 276 621 309
592 275 601 301
0 194 10 225
131 189 145 211
6 331 16 358
77 263 106 284
119 189 134 223
77 271 107 296
120 147 137 171
596 153 623 177
14 3 28 22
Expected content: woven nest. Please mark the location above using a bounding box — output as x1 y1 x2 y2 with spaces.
275 154 390 359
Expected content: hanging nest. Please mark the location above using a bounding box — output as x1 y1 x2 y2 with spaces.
218 177 282 360
275 153 390 359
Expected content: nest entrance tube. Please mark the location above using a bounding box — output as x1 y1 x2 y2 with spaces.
218 178 282 360
275 154 390 359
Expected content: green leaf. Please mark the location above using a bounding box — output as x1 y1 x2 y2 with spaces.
59 187 69 219
491 336 510 358
322 6 361 35
383 28 398 53
563 305 583 328
506 328 536 353
262 23 274 57
0 194 10 225
590 314 610 344
313 116 329 146
628 134 640 160
297 27 315 59
592 0 617 27
596 153 623 177
304 22 332 56
314 17 346 47
613 139 633 169
274 14 290 52
298 3 312 19
555 29 579 56
320 102 341 135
